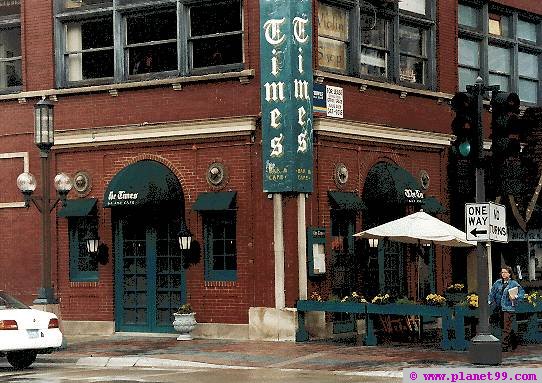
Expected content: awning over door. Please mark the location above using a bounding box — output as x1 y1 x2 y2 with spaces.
58 198 97 217
192 192 237 211
421 196 446 214
103 160 182 208
328 191 366 211
364 162 424 206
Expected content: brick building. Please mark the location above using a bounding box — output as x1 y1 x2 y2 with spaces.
0 0 540 339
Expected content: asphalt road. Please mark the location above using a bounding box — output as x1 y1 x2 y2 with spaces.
0 362 402 383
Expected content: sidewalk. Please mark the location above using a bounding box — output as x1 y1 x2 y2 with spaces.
40 334 542 371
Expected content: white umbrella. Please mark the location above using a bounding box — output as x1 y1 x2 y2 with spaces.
353 211 475 247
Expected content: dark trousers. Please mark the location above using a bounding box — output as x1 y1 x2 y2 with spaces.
490 310 516 350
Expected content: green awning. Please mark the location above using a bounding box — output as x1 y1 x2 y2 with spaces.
103 160 182 208
58 198 97 217
421 197 446 214
328 191 366 211
192 192 237 211
363 162 424 206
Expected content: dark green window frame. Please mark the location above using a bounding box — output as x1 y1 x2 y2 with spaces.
203 211 237 281
69 216 99 282
54 0 244 88
458 1 542 105
317 0 436 90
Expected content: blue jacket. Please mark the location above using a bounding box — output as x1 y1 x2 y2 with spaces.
488 279 525 312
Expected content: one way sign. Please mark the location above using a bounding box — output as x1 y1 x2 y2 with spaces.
465 202 508 243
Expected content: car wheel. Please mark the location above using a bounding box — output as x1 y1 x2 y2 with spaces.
7 350 37 369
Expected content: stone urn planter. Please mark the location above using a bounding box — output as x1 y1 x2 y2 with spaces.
173 304 197 340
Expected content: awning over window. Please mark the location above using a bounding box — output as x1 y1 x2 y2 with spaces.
328 191 366 211
58 198 97 217
363 162 424 206
192 192 237 211
103 160 182 208
421 196 446 214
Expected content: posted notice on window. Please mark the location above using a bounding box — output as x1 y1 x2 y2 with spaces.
326 85 343 118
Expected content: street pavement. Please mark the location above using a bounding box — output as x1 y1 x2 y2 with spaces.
37 333 542 375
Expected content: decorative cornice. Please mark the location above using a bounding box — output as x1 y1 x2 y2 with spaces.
314 118 453 148
54 116 257 148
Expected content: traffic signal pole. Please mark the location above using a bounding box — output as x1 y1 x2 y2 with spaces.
468 77 502 365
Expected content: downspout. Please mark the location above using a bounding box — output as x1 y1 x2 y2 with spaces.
298 193 307 300
273 193 285 309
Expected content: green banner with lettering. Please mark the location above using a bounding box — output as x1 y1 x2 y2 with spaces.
260 0 313 193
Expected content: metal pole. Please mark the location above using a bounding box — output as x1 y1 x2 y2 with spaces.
34 149 56 305
469 77 501 364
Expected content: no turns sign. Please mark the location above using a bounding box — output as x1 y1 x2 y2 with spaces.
465 202 508 243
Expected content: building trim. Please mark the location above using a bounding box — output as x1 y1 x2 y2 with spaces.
314 70 453 102
54 116 257 148
315 118 453 148
0 70 255 103
0 151 29 209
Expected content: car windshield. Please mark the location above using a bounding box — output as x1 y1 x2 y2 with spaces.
0 291 29 309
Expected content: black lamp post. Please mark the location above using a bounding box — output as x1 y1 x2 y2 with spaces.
16 98 73 305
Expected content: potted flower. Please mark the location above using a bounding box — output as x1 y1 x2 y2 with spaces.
371 293 390 305
465 293 478 309
425 293 446 306
172 303 197 340
526 291 542 307
445 283 467 306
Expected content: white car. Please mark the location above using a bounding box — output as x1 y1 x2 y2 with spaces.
0 291 63 369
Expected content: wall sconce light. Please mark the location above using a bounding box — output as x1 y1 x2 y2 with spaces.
178 219 192 251
86 235 100 254
368 238 379 248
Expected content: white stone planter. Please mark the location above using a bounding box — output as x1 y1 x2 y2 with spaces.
173 312 197 340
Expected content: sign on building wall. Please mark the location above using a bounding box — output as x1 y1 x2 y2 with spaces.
260 0 313 193
313 83 344 118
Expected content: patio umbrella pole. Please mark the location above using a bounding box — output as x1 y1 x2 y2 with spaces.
468 77 501 365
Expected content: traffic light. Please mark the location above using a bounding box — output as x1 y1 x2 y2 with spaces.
490 92 521 162
451 92 478 159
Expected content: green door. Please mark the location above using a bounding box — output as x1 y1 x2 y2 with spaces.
115 215 185 332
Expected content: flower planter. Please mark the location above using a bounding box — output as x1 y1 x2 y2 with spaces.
173 312 197 340
445 292 467 307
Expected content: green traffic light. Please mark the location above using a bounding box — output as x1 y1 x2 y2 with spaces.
459 140 471 157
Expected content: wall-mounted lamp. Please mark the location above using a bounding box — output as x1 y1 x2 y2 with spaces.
86 234 100 254
368 238 379 248
178 219 192 251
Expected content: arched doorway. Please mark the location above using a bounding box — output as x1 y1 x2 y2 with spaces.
104 160 186 332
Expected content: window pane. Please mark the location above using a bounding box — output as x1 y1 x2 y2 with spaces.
318 37 347 72
519 79 538 104
458 4 479 29
361 17 386 48
190 1 241 36
0 28 21 87
129 43 177 74
224 255 236 271
518 19 537 43
0 1 19 17
66 18 113 81
399 25 425 57
518 52 538 79
488 73 509 92
360 48 387 77
213 255 225 271
488 45 510 74
192 34 242 69
400 56 425 84
318 3 348 41
399 0 425 15
458 39 479 67
488 13 509 37
0 59 21 87
63 0 111 10
127 11 176 45
458 67 479 92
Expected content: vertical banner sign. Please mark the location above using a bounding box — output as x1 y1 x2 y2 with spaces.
260 0 313 193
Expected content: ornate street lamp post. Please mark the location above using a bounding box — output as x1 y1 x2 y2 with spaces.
16 99 73 305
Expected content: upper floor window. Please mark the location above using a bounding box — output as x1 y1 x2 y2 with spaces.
318 0 435 89
55 0 243 87
0 1 21 92
458 3 541 105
